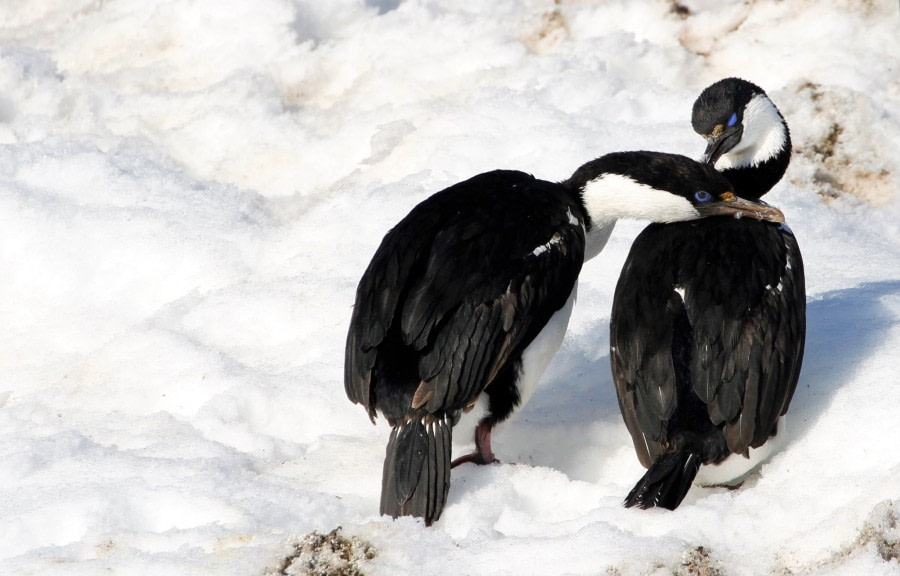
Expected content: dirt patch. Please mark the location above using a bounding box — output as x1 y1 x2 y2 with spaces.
269 527 376 576
668 1 692 18
522 3 569 54
675 546 725 576
792 82 895 206
851 500 900 563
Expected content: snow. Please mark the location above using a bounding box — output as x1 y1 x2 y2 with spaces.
1 1 899 574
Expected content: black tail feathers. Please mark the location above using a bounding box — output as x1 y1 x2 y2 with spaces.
624 451 701 510
381 417 452 526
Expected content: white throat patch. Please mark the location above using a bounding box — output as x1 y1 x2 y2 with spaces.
715 93 787 170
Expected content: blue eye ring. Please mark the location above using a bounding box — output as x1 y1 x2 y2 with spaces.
694 190 713 203
727 112 738 127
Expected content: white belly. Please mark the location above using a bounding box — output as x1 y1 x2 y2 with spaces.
694 416 789 486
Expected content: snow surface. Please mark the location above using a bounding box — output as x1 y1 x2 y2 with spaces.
1 1 899 574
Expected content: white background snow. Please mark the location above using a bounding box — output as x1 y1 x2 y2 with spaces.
1 1 899 574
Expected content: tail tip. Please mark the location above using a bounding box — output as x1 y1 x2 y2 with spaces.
380 417 452 526
623 451 701 511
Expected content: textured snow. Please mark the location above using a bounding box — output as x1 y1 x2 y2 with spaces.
1 1 899 575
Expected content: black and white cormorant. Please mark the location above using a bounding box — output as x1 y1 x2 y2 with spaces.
345 150 786 525
610 78 807 510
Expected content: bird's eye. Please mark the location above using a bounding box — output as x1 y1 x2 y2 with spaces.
727 112 738 127
694 190 712 203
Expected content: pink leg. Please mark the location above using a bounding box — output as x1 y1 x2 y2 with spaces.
450 419 499 468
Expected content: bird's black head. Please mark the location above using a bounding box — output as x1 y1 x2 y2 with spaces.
588 150 735 199
691 77 765 166
568 151 785 224
692 77 792 198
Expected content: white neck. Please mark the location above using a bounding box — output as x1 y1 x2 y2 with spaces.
580 173 701 260
584 220 615 261
714 93 787 170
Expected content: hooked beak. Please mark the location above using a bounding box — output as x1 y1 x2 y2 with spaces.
702 126 743 165
697 192 785 223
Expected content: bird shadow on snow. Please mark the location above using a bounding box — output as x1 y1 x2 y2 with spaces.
483 279 900 485
787 279 900 437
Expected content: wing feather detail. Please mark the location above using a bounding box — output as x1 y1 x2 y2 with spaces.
345 171 587 424
611 219 805 462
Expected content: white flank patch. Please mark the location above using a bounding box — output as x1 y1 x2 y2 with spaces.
715 93 788 170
